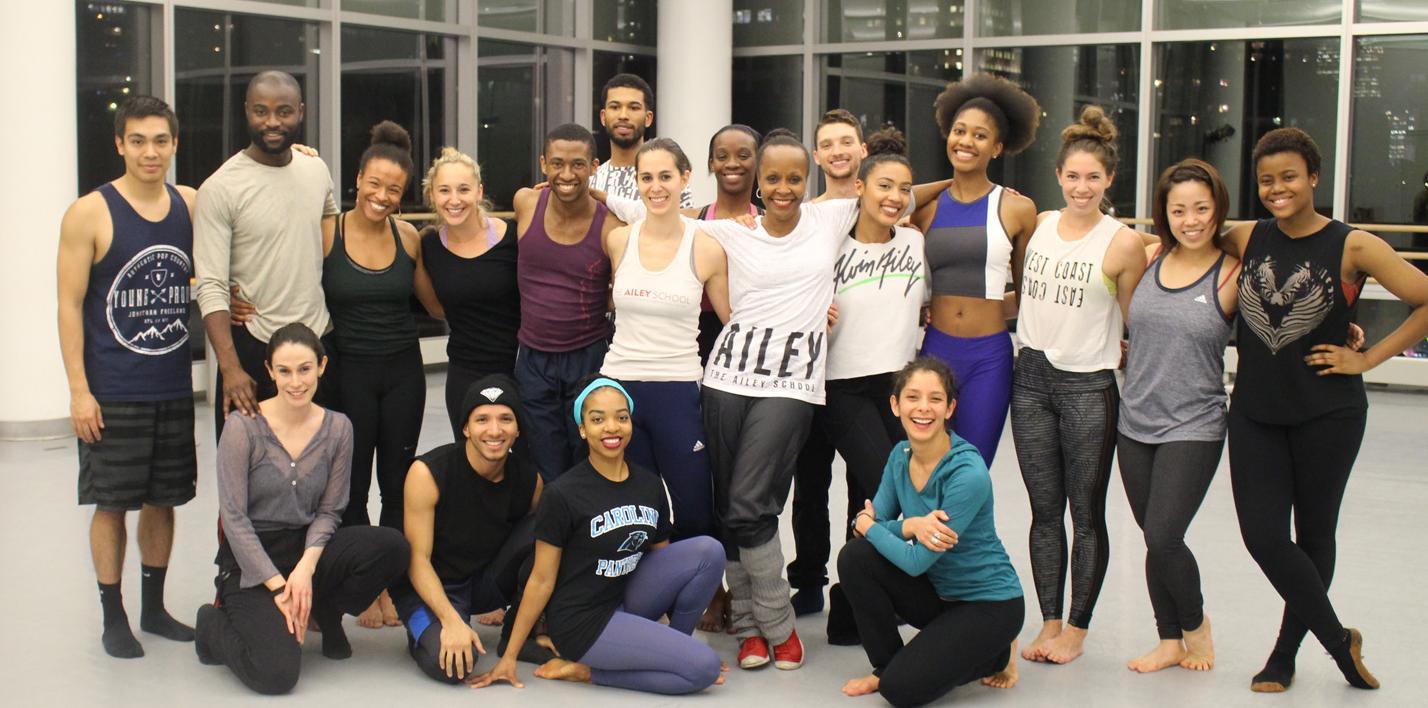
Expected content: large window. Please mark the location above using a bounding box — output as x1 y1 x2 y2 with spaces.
979 0 1140 36
478 40 577 211
980 44 1140 217
1358 1 1428 22
593 0 656 44
1349 35 1428 227
733 56 803 137
76 1 156 194
823 0 962 43
1154 38 1339 219
735 0 804 46
1156 0 1340 29
342 1 454 21
478 0 577 35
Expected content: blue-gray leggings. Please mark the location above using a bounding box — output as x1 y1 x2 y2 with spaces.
576 536 726 695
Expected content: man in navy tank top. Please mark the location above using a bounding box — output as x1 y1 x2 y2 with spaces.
57 96 199 659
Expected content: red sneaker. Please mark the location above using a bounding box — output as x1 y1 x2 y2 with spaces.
773 629 805 670
738 636 771 669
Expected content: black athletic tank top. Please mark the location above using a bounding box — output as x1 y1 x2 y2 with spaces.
322 214 417 357
423 442 536 583
1232 218 1368 424
83 183 193 401
420 222 521 374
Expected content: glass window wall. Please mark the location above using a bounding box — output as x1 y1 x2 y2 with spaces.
477 0 577 36
342 0 454 22
823 0 963 43
478 40 577 211
1349 35 1428 229
76 1 156 194
593 0 656 45
1155 0 1339 30
980 0 1140 36
733 55 803 137
734 0 804 46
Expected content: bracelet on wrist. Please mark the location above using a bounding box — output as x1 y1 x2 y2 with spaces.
269 583 287 597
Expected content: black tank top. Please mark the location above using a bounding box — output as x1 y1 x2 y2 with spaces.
322 214 417 357
421 442 536 583
419 223 521 374
1232 218 1368 424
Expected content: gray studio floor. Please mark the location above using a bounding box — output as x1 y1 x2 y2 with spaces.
2 368 1424 707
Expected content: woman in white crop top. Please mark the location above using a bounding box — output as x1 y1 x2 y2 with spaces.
1010 106 1147 666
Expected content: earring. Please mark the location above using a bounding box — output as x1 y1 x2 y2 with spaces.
756 188 763 200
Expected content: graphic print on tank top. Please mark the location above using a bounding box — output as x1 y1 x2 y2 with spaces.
108 245 192 355
834 237 925 297
1238 255 1336 354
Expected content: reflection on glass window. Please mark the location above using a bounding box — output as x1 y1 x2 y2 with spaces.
979 0 1139 36
980 45 1139 217
733 56 803 137
1156 0 1338 30
342 0 453 21
1350 35 1428 228
592 52 658 164
340 26 456 211
173 10 321 188
76 0 155 194
1358 1 1428 22
1155 39 1338 219
824 0 962 43
593 0 656 45
734 0 803 46
821 50 961 189
478 41 577 211
477 0 576 36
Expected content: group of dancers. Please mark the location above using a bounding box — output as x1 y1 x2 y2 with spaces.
58 67 1428 706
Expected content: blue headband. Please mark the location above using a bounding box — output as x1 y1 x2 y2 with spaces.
572 377 634 424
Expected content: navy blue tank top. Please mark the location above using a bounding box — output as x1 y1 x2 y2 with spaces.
84 183 193 401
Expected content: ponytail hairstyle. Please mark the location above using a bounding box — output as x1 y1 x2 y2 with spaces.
421 147 494 224
1152 158 1229 253
1056 105 1119 176
857 124 911 181
636 137 692 175
933 73 1040 155
358 120 415 179
265 322 326 365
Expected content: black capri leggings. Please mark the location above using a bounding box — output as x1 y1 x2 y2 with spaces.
334 346 425 530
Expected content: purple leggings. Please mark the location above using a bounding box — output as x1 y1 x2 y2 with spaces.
919 327 1014 465
577 536 725 695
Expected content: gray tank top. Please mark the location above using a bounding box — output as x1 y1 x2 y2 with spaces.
1119 253 1235 443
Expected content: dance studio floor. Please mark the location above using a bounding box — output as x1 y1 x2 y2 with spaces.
2 369 1423 707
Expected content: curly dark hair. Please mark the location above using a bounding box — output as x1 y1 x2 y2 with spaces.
1252 127 1322 178
857 124 910 181
932 74 1041 154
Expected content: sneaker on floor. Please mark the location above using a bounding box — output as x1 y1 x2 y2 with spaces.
790 587 824 616
773 629 805 670
738 636 771 669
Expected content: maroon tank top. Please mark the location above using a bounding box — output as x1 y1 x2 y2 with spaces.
516 189 612 351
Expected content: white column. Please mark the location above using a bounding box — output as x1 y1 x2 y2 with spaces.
657 0 732 207
0 2 76 439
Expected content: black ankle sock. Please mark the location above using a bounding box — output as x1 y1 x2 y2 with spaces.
790 587 824 616
138 565 195 641
316 606 352 660
1329 629 1379 689
98 582 144 659
1251 648 1295 690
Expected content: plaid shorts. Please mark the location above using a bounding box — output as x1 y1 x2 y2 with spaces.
78 397 197 511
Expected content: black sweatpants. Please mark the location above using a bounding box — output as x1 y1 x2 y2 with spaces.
212 325 339 444
1009 348 1118 628
1228 406 1366 655
200 526 410 695
838 538 1023 708
334 346 425 530
702 388 814 555
788 373 903 590
1117 435 1222 639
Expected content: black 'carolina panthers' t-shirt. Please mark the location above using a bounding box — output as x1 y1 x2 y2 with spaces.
533 459 672 661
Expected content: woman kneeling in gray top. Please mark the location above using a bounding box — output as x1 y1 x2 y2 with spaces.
194 323 410 695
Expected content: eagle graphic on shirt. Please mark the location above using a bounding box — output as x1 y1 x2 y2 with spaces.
1239 256 1335 354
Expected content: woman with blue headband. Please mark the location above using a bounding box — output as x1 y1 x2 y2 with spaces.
471 376 726 695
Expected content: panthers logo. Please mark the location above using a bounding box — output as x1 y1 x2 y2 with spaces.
617 530 649 553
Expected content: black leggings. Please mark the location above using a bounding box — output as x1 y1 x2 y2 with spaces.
838 538 1022 708
200 526 410 694
1009 348 1117 627
1228 406 1366 654
334 346 425 530
1117 435 1222 639
788 373 903 590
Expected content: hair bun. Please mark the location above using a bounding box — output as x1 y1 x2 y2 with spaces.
761 127 800 145
369 120 413 153
1060 105 1116 146
865 125 907 158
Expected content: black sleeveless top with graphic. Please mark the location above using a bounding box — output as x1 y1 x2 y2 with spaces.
1232 218 1367 424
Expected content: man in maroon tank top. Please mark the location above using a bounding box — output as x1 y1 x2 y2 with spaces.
511 124 626 481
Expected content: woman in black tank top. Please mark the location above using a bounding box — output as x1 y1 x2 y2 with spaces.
1217 128 1428 693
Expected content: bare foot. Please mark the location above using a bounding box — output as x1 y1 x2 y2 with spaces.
1127 639 1187 673
982 640 1020 688
716 662 730 685
378 590 401 627
534 658 592 683
841 674 880 696
698 586 729 633
1041 625 1087 664
476 608 507 627
536 634 558 656
1180 614 1214 671
356 598 384 629
1022 621 1062 661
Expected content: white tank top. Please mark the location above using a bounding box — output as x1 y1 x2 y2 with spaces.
601 217 704 381
1017 211 1124 372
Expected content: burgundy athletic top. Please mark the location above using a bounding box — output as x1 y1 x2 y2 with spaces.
516 189 612 352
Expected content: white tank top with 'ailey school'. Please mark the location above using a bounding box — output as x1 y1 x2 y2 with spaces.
1017 211 1124 372
600 217 705 382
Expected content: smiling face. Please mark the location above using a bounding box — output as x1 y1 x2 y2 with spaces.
1056 150 1114 214
115 116 176 184
890 370 956 445
430 162 482 227
579 388 632 461
709 129 758 196
354 157 409 223
1255 151 1318 220
636 148 690 216
540 139 594 204
1165 180 1217 252
601 86 652 150
244 80 303 155
265 342 326 409
757 145 809 217
857 161 913 228
464 404 519 463
945 106 1001 175
814 122 865 181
